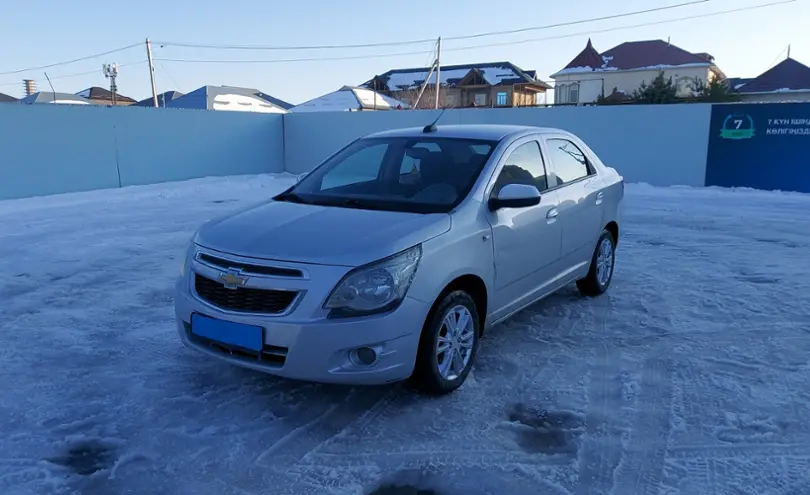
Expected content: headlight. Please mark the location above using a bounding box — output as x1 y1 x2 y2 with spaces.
324 245 422 318
179 241 195 277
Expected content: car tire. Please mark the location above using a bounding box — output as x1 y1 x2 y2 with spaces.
409 290 481 395
577 229 616 297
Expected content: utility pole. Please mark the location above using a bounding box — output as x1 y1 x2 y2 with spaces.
146 38 159 107
435 37 442 109
412 63 437 110
787 44 791 59
103 63 119 105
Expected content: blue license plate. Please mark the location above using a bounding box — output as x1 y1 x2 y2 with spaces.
191 314 263 351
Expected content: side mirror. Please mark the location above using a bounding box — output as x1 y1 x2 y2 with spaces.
488 184 541 211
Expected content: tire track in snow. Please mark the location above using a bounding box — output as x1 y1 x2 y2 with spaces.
254 386 393 468
610 356 674 495
576 344 623 495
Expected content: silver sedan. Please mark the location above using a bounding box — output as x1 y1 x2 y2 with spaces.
174 124 623 394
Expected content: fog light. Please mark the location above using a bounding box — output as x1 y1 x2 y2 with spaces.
350 346 378 366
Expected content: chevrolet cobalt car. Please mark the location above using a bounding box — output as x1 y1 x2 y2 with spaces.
175 124 623 394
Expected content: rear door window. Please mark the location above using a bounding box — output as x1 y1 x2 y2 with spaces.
545 138 592 187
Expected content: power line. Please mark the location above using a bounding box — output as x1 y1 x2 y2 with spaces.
154 0 795 68
446 0 714 42
155 0 715 52
0 43 141 76
156 60 182 92
0 60 148 89
52 60 147 81
761 45 790 73
445 0 796 52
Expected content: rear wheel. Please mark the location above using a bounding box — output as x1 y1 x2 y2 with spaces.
410 291 480 395
577 229 616 296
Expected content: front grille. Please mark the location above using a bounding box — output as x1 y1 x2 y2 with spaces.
194 273 297 314
198 253 303 278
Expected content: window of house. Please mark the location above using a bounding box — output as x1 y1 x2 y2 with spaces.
474 93 487 106
556 84 568 104
445 93 457 106
546 138 591 186
496 92 508 106
493 141 549 194
568 83 580 104
676 77 694 97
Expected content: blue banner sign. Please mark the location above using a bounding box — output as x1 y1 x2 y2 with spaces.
705 102 810 193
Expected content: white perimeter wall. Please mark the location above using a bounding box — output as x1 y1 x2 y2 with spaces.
282 104 712 187
0 104 285 200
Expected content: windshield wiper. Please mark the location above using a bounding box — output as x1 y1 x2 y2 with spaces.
320 197 389 211
275 191 311 204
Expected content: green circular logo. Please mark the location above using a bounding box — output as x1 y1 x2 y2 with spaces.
720 113 755 140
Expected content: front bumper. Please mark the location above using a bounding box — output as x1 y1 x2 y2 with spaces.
174 249 431 385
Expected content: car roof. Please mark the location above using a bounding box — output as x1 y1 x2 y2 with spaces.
364 124 565 141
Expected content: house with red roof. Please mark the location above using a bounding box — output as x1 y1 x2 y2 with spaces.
550 39 725 104
729 57 810 102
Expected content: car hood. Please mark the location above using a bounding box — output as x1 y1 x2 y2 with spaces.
194 199 451 267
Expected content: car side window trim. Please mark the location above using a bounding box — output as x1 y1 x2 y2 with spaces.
482 135 549 200
540 136 598 192
490 139 550 198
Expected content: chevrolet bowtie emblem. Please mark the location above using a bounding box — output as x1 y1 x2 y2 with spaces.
219 269 248 289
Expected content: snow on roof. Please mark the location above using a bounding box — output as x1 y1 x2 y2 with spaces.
211 93 288 114
555 62 711 76
363 62 549 91
170 86 292 112
291 86 408 113
20 92 92 105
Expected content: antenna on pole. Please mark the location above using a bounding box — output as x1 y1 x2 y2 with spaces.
146 38 159 108
435 36 442 110
103 63 119 106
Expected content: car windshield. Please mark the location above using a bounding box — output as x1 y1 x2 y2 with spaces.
276 136 499 214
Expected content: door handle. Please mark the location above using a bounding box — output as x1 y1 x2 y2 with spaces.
595 191 604 205
546 208 558 223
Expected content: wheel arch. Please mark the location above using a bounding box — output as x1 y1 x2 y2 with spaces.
604 220 619 247
425 274 489 335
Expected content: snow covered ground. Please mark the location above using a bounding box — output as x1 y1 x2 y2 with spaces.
1 174 809 495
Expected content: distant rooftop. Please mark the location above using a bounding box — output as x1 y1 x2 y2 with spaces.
171 86 294 113
291 86 408 113
554 39 716 76
736 57 810 93
362 61 551 91
134 91 184 107
20 92 91 105
76 86 136 104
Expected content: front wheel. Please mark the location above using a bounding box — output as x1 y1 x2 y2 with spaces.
577 229 616 296
410 291 480 395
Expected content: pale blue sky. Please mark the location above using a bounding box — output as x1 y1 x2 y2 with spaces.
0 0 805 104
